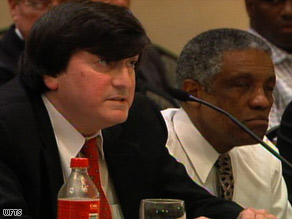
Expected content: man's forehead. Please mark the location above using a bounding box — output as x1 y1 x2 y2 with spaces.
222 48 271 61
219 49 275 76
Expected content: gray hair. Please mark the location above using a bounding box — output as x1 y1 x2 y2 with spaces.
176 28 271 92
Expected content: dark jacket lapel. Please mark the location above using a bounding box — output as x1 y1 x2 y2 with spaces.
103 127 149 219
28 89 63 217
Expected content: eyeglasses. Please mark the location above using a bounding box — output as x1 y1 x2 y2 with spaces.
18 0 53 10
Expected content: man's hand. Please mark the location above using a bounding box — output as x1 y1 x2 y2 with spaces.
238 208 278 219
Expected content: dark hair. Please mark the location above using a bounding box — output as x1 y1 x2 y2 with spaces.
19 0 150 93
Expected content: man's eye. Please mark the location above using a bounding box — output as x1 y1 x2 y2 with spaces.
127 61 138 68
235 82 250 88
98 60 110 66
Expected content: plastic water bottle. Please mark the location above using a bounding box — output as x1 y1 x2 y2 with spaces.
57 158 100 219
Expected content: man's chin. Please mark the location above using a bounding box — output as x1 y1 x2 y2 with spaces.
232 127 266 146
110 112 129 124
240 130 266 146
251 127 267 139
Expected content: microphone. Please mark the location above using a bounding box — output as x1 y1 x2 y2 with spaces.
168 88 292 169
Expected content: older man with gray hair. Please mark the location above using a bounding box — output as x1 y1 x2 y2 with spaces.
162 28 292 218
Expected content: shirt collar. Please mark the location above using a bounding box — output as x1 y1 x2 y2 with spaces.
14 27 24 41
173 108 220 183
249 28 292 64
41 95 104 162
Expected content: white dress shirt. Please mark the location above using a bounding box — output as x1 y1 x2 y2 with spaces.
15 27 24 41
162 108 292 218
42 95 124 218
249 29 292 129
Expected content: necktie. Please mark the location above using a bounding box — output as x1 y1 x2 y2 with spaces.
81 137 112 219
215 153 234 201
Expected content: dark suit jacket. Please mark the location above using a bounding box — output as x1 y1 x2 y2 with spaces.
277 101 292 203
0 25 24 86
0 77 243 219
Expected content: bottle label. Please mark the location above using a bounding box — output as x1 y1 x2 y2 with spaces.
58 199 100 219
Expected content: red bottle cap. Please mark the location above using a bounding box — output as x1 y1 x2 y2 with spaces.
70 158 89 168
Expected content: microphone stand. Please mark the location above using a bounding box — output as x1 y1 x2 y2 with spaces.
170 88 292 169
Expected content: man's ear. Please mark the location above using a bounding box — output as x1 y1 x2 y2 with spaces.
181 79 204 109
43 75 58 91
182 79 204 98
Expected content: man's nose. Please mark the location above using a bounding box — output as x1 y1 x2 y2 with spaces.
113 65 134 88
249 88 273 110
